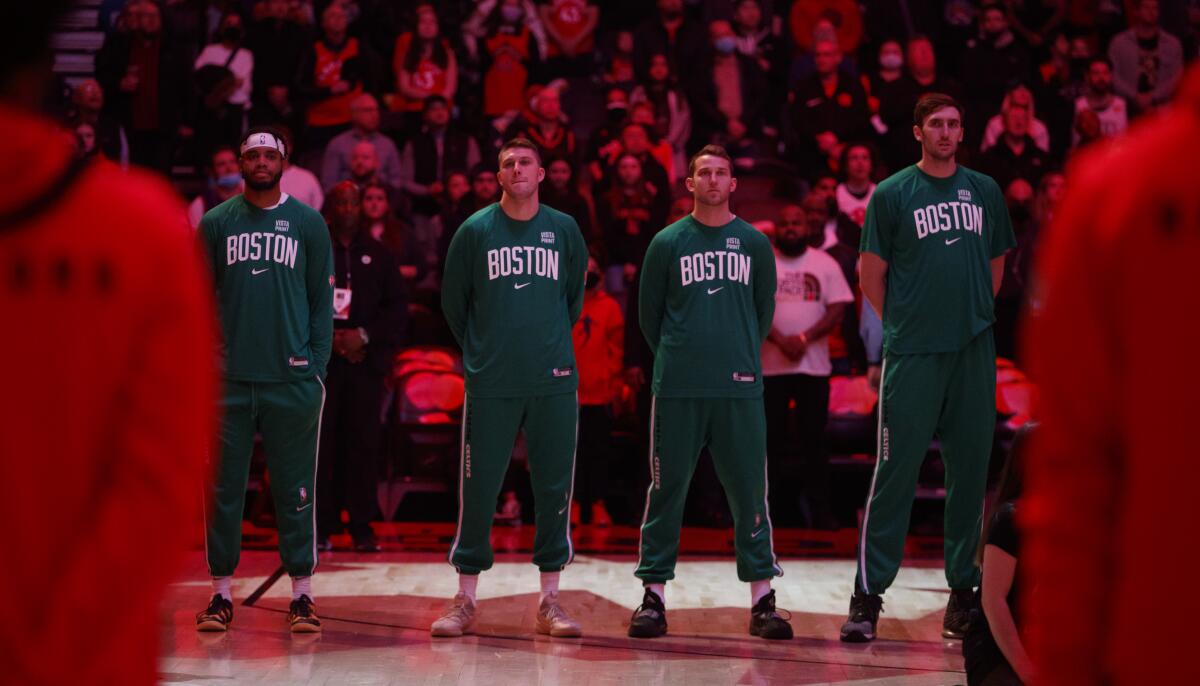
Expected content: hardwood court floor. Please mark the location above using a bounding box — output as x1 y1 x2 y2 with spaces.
160 526 966 685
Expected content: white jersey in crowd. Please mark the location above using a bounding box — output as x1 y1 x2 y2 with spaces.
1072 95 1129 146
762 248 855 378
193 44 254 108
282 165 324 211
835 182 876 228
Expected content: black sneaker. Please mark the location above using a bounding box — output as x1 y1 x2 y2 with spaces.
839 591 883 642
195 594 233 632
942 588 977 639
628 588 668 638
353 532 382 553
748 589 793 640
288 594 322 633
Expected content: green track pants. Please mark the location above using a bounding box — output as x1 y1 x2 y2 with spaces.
855 329 996 595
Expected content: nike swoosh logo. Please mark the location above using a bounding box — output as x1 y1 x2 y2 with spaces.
514 282 531 289
750 528 765 539
944 237 962 246
707 287 723 295
252 268 269 275
296 503 312 512
558 505 569 515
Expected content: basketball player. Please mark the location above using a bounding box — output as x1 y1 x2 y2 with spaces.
434 138 588 638
629 145 791 640
2 3 216 681
196 127 334 633
841 93 1015 642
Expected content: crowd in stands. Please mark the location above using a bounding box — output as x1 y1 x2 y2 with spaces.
57 0 1196 529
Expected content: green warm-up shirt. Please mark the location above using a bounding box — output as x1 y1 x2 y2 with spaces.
639 215 776 398
441 203 587 397
199 194 334 382
860 164 1017 355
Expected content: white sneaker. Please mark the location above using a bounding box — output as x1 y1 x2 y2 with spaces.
536 592 582 637
430 592 476 637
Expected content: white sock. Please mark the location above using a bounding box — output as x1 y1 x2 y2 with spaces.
750 579 771 606
292 576 313 601
458 573 479 602
539 571 560 603
646 583 665 604
212 576 232 602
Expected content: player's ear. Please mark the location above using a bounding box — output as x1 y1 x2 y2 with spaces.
684 176 695 193
537 165 545 183
728 176 738 194
912 124 922 142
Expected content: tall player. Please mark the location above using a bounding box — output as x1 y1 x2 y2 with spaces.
196 127 334 633
434 138 588 638
629 145 791 640
840 94 1015 643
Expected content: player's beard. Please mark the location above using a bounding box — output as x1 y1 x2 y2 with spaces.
244 168 283 191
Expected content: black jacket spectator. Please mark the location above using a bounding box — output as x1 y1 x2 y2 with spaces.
979 135 1048 191
632 6 708 81
788 72 872 173
688 50 768 148
332 231 407 376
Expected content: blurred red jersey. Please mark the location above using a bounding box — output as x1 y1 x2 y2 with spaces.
0 106 216 685
1023 70 1200 684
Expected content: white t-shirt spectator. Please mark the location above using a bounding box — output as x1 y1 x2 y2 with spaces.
1072 95 1128 146
836 182 875 227
762 248 855 377
194 44 254 108
282 164 324 211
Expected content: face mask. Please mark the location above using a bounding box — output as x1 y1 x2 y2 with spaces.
221 27 243 42
586 271 602 289
714 37 737 55
214 172 241 189
500 5 523 23
880 53 903 70
776 235 807 256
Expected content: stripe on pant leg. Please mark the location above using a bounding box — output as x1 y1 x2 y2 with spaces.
635 395 657 575
562 392 580 567
309 375 326 576
858 357 887 595
761 444 783 577
446 391 469 570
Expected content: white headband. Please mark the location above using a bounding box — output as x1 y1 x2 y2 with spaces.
240 132 287 158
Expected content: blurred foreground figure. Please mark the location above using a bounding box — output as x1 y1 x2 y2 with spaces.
0 4 216 684
1024 68 1200 685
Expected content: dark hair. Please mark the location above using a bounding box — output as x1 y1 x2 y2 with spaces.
402 8 449 74
913 92 963 128
498 137 542 166
1088 55 1114 71
209 144 238 166
838 141 876 180
423 94 449 110
240 125 289 158
0 1 72 86
360 180 391 204
976 421 1035 564
687 144 733 177
469 163 494 180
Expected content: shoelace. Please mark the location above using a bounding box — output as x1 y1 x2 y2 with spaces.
292 598 314 618
851 596 883 622
441 600 473 623
541 602 574 624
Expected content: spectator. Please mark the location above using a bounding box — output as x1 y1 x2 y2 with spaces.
628 101 677 184
961 3 1033 125
392 3 459 116
632 0 707 81
979 91 1050 190
597 152 668 305
787 37 871 175
962 423 1036 685
1007 0 1066 49
187 144 243 228
630 53 692 176
1032 30 1086 162
321 94 402 192
1108 0 1184 112
399 95 483 256
539 0 600 79
296 2 383 154
344 140 386 190
540 156 593 239
762 201 854 530
598 122 670 198
362 180 422 288
570 255 624 527
804 172 853 252
192 11 254 161
865 39 918 175
467 162 501 210
247 0 310 131
732 0 782 77
278 129 325 210
688 19 768 167
602 29 638 89
981 85 1052 153
787 0 863 57
1072 56 1128 147
94 0 190 173
65 78 128 166
994 177 1036 359
466 0 546 118
435 169 476 271
505 84 576 161
835 142 876 228
317 182 406 553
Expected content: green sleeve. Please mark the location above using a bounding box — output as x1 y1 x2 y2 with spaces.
753 235 777 342
638 232 669 351
859 185 893 261
565 216 587 325
197 211 220 281
306 214 334 376
987 178 1018 258
440 220 473 347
